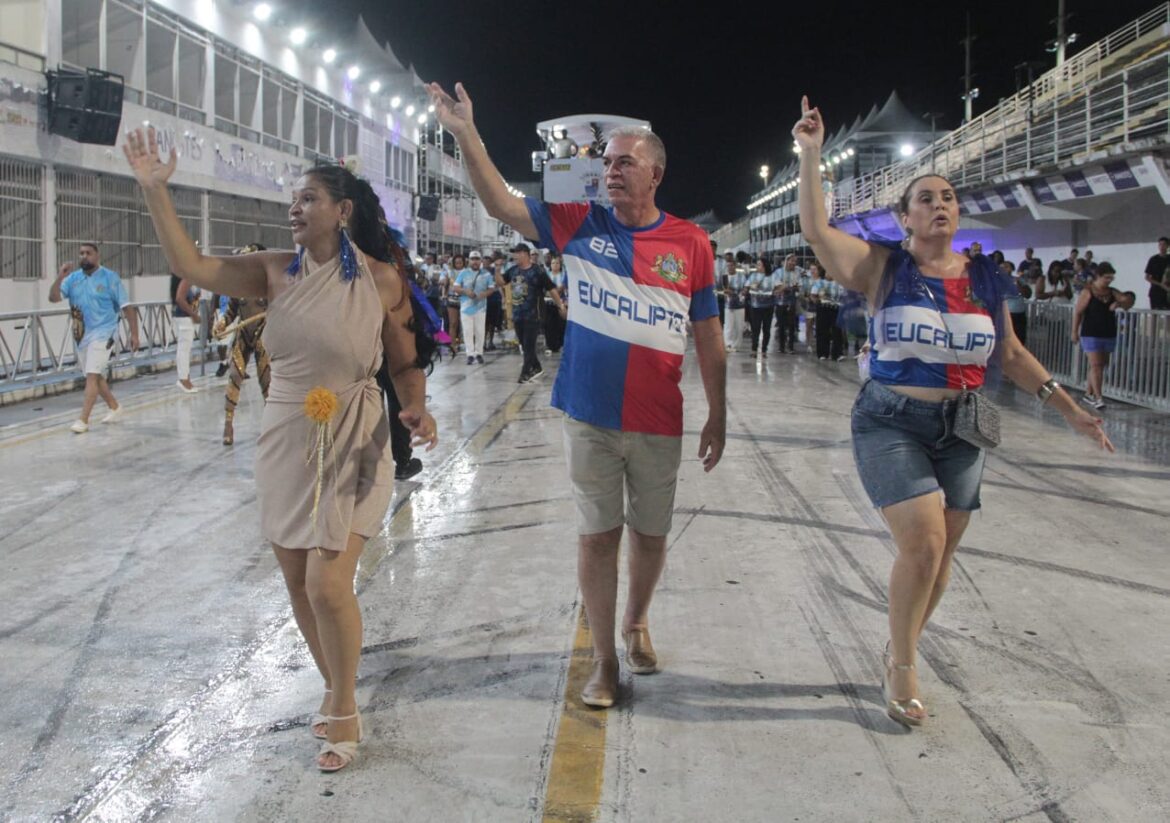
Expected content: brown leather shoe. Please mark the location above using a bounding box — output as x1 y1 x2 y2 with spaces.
622 628 658 674
580 658 619 708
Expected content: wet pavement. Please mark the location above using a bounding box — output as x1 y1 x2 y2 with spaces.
1 345 1168 822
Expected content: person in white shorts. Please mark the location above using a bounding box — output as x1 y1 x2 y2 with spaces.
49 243 139 433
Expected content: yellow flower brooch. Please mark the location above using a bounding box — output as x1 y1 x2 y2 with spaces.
304 387 339 533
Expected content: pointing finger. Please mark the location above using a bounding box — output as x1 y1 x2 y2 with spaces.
801 94 810 115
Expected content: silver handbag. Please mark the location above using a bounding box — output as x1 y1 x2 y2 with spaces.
952 388 1001 449
918 278 1001 449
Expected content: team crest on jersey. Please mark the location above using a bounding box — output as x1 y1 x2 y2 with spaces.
652 253 687 284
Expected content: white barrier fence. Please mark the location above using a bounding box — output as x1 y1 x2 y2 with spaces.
0 300 212 390
1026 302 1170 411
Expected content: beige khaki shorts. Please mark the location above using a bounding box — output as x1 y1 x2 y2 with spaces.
562 414 683 537
80 339 112 375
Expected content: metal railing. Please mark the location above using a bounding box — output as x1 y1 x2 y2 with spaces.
0 300 210 389
829 3 1170 217
1025 302 1170 411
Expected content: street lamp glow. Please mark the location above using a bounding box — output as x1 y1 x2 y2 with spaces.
427 104 435 114
369 80 382 93
847 147 855 156
899 143 914 157
322 48 337 64
759 164 769 181
290 28 307 46
390 95 402 109
405 104 416 117
253 3 272 22
347 65 361 80
417 113 427 124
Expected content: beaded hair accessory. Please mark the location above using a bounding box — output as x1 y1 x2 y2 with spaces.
284 220 360 282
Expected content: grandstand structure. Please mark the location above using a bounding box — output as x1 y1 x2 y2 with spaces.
747 2 1170 294
0 0 502 316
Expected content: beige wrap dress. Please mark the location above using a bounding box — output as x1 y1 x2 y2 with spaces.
256 253 392 551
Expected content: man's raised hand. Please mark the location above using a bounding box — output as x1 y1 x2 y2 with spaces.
424 82 475 137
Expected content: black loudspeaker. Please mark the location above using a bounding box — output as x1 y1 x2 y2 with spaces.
417 195 440 221
47 68 125 146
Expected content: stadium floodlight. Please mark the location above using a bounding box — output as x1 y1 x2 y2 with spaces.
847 147 855 156
369 80 382 93
427 104 435 113
417 113 427 124
290 28 307 46
899 143 914 157
323 48 337 64
347 65 361 80
254 3 272 22
405 104 416 117
390 95 402 109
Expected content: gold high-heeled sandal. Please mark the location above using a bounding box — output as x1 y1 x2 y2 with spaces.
882 662 926 727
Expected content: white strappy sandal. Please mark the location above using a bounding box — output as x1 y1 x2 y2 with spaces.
309 688 331 740
317 712 363 773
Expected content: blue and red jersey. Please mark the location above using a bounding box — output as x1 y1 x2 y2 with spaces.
868 250 1006 389
525 199 718 436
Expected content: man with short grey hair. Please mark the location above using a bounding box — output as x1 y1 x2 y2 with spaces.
428 81 726 709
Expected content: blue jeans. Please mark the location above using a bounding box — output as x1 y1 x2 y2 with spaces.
851 380 985 511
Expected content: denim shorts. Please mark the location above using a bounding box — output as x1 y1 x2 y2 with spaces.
851 380 986 511
1081 336 1116 354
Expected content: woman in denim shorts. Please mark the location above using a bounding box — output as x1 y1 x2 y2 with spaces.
794 98 1114 728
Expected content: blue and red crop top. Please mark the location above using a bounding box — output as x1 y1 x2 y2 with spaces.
867 248 1014 390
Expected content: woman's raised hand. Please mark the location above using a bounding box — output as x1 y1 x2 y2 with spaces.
424 81 474 137
792 95 824 152
122 127 177 190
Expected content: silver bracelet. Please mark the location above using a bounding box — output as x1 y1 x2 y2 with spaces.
1036 378 1059 403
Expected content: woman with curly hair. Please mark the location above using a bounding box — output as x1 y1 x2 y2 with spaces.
124 127 437 772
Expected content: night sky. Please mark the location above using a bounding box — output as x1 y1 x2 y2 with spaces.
349 0 1158 222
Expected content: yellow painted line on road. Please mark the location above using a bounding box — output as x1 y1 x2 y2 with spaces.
543 606 607 823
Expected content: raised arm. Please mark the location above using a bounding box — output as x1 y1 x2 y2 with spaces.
425 82 539 240
123 128 283 299
794 97 888 302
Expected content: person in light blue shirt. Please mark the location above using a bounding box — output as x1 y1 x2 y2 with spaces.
49 242 139 433
453 250 497 363
746 258 775 356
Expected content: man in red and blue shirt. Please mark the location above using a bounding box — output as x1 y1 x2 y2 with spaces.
428 81 727 709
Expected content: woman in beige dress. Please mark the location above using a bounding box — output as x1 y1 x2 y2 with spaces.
124 127 438 772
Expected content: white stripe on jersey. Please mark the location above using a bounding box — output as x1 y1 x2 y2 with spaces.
873 305 996 366
565 255 691 355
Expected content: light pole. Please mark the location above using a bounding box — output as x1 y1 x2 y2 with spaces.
923 112 944 172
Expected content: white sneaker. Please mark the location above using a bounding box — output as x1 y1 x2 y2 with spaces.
1092 396 1106 410
69 419 89 434
1080 394 1097 407
177 380 199 394
101 406 123 424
